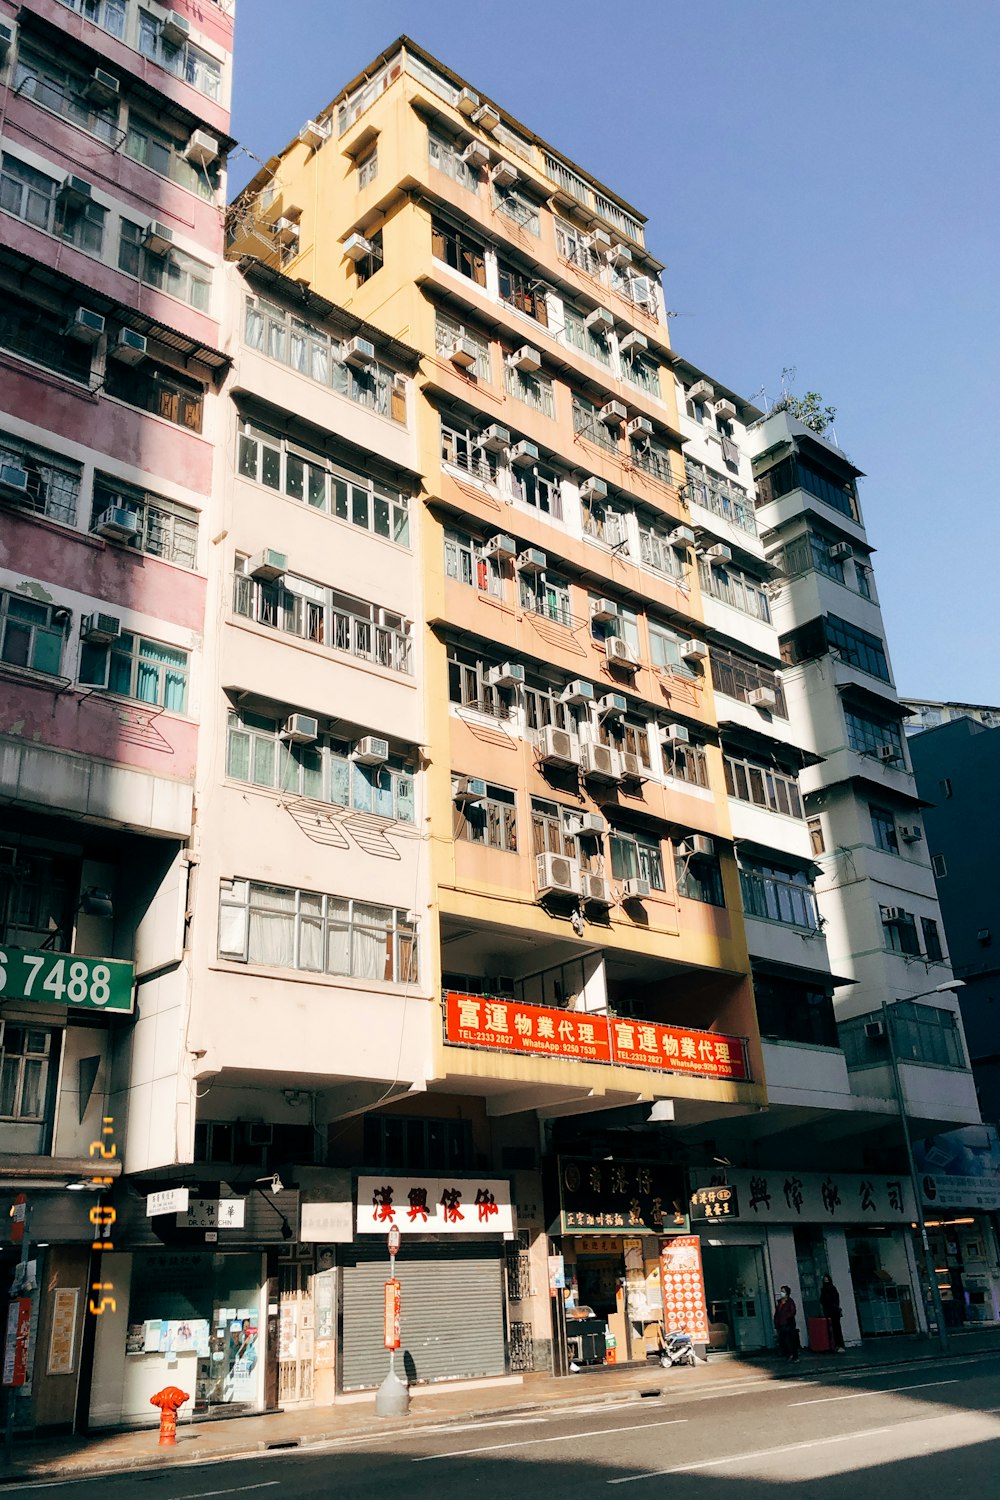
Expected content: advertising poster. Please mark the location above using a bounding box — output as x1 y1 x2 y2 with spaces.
46 1288 79 1376
659 1235 710 1342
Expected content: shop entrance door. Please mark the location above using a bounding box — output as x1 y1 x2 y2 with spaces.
277 1257 314 1406
701 1244 769 1350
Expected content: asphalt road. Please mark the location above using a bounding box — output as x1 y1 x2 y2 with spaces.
21 1351 1000 1499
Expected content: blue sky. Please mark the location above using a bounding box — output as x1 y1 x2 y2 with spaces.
230 0 999 705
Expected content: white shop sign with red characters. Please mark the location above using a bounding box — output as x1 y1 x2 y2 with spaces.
356 1176 515 1235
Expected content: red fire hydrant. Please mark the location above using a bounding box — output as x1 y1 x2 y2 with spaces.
150 1386 189 1446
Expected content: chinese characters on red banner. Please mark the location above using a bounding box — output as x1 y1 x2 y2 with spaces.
444 994 748 1082
659 1235 710 1342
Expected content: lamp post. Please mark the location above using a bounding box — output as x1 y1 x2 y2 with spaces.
881 980 965 1354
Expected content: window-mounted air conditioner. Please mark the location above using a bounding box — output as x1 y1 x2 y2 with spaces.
748 685 777 711
620 751 645 782
486 662 525 689
457 87 481 117
461 139 491 170
670 525 696 548
627 416 653 438
483 532 517 561
509 345 542 373
580 872 612 906
490 160 518 189
715 398 738 423
878 744 901 764
882 906 906 924
453 775 488 803
583 229 612 253
687 835 715 859
536 851 579 898
510 439 539 468
561 680 595 706
281 713 319 745
829 541 853 561
447 336 479 370
606 636 639 669
701 542 733 565
247 548 287 581
570 812 606 837
66 307 105 344
664 724 690 745
472 103 500 132
81 612 121 644
58 175 93 211
353 735 389 765
681 638 708 664
85 68 120 106
343 232 375 262
599 400 627 427
597 692 627 718
619 331 648 358
0 463 30 500
143 222 174 256
865 1020 886 1040
580 742 621 782
623 877 651 900
607 243 633 269
591 597 618 623
538 724 579 768
273 217 300 247
299 118 331 150
161 10 190 45
586 306 614 336
95 506 140 542
185 129 220 167
899 824 923 843
688 379 715 404
580 476 608 503
479 423 511 453
343 336 377 368
110 328 147 364
516 547 546 572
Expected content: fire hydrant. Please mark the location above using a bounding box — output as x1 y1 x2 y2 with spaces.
150 1386 189 1446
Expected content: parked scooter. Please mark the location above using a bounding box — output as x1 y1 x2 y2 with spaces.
659 1329 696 1368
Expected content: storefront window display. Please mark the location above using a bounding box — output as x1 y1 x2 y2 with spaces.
846 1231 916 1336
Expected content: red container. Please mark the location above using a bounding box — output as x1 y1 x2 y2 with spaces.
808 1316 832 1353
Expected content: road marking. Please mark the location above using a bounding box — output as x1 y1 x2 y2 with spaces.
170 1486 280 1499
413 1416 687 1461
788 1378 958 1407
608 1422 899 1484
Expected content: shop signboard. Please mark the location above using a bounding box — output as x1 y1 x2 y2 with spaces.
690 1185 739 1223
659 1235 710 1341
0 946 134 1013
178 1199 247 1230
690 1168 916 1224
443 994 750 1082
146 1188 190 1217
913 1126 1000 1211
557 1157 688 1235
356 1176 514 1234
300 1201 353 1243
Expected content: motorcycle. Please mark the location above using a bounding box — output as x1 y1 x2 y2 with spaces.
659 1329 697 1368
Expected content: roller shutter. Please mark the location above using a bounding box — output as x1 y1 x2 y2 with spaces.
340 1240 505 1389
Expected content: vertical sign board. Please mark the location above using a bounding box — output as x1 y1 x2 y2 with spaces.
383 1279 401 1351
2 1298 32 1387
658 1235 710 1342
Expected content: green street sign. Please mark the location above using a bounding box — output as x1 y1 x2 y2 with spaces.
0 947 134 1014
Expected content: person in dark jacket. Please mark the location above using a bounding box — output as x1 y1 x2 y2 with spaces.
774 1285 799 1361
820 1274 845 1351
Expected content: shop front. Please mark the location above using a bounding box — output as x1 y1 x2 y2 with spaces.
915 1126 1000 1326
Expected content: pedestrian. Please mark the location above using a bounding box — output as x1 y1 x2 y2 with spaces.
820 1274 845 1352
774 1285 799 1362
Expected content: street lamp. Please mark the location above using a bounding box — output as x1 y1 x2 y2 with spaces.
881 980 965 1354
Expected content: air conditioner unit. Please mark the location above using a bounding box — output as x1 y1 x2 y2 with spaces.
299 118 331 150
570 812 606 837
620 751 645 782
681 638 708 664
343 336 377 368
81 612 121 644
864 1020 886 1041
580 476 608 503
490 160 518 188
95 506 140 542
562 680 595 705
343 232 374 262
247 548 287 581
583 229 612 253
607 243 633 269
447 337 479 370
627 416 653 438
591 598 618 624
483 532 517 561
665 526 693 550
882 907 906 924
472 104 500 132
580 742 621 782
143 222 174 255
598 692 628 718
599 400 628 427
619 331 648 357
877 744 901 764
0 21 14 61
689 379 715 404
516 547 546 572
580 872 612 906
509 345 542 373
715 398 738 422
899 824 923 843
461 139 491 170
0 464 30 499
58 175 93 210
606 636 639 669
539 724 579 768
479 423 511 453
161 10 190 45
829 541 853 561
748 686 777 711
453 775 488 803
353 735 389 764
273 217 300 247
586 306 615 336
623 877 651 900
85 68 120 105
536 851 579 897
664 724 690 745
185 129 220 167
702 543 733 565
510 440 539 467
66 307 105 344
281 713 319 745
111 328 147 363
457 87 480 117
486 662 525 689
687 835 715 859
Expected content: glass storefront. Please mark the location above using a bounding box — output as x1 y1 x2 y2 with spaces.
701 1243 770 1350
847 1230 917 1336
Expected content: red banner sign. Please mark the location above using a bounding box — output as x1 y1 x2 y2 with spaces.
383 1278 400 1350
2 1297 32 1387
444 994 748 1081
659 1235 710 1342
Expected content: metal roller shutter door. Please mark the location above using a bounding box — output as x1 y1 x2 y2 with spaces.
340 1241 505 1389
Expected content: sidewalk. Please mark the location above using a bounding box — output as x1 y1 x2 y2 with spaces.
5 1326 999 1484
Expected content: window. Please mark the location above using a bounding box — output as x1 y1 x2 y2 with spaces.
454 779 517 852
931 853 947 878
511 458 562 518
698 557 771 622
621 344 660 398
880 906 921 956
0 289 94 383
939 778 953 799
630 436 676 487
708 646 787 716
79 631 188 711
434 311 490 383
663 739 709 788
105 357 204 432
582 496 628 548
685 457 756 535
355 227 383 286
447 646 510 719
523 682 572 735
0 849 76 949
0 1024 53 1122
493 184 539 235
754 975 838 1048
498 261 549 326
125 113 215 199
521 570 572 627
234 566 412 674
676 851 725 907
638 523 685 582
610 830 665 889
138 9 222 100
14 46 120 144
431 217 486 286
771 529 845 584
0 154 108 254
440 418 497 482
443 529 502 599
649 623 693 675
92 475 198 568
562 306 609 365
599 713 652 771
855 560 875 601
56 0 127 38
504 359 554 417
530 797 576 859
844 706 903 761
554 219 601 275
0 430 81 525
218 880 418 982
755 451 861 524
808 817 825 856
364 1113 472 1172
572 393 617 451
724 752 803 819
740 857 820 929
119 221 211 311
357 147 379 190
922 917 944 963
0 591 64 676
245 297 407 420
840 1003 964 1070
589 597 639 654
236 424 410 545
825 614 890 682
427 131 480 192
869 805 899 854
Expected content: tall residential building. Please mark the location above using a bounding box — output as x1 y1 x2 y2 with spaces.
0 0 233 1432
903 698 1000 738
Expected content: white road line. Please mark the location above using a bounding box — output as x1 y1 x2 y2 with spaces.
607 1422 900 1484
170 1486 280 1499
413 1416 687 1462
788 1377 959 1407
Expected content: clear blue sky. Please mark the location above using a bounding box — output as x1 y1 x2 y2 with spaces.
230 0 999 705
